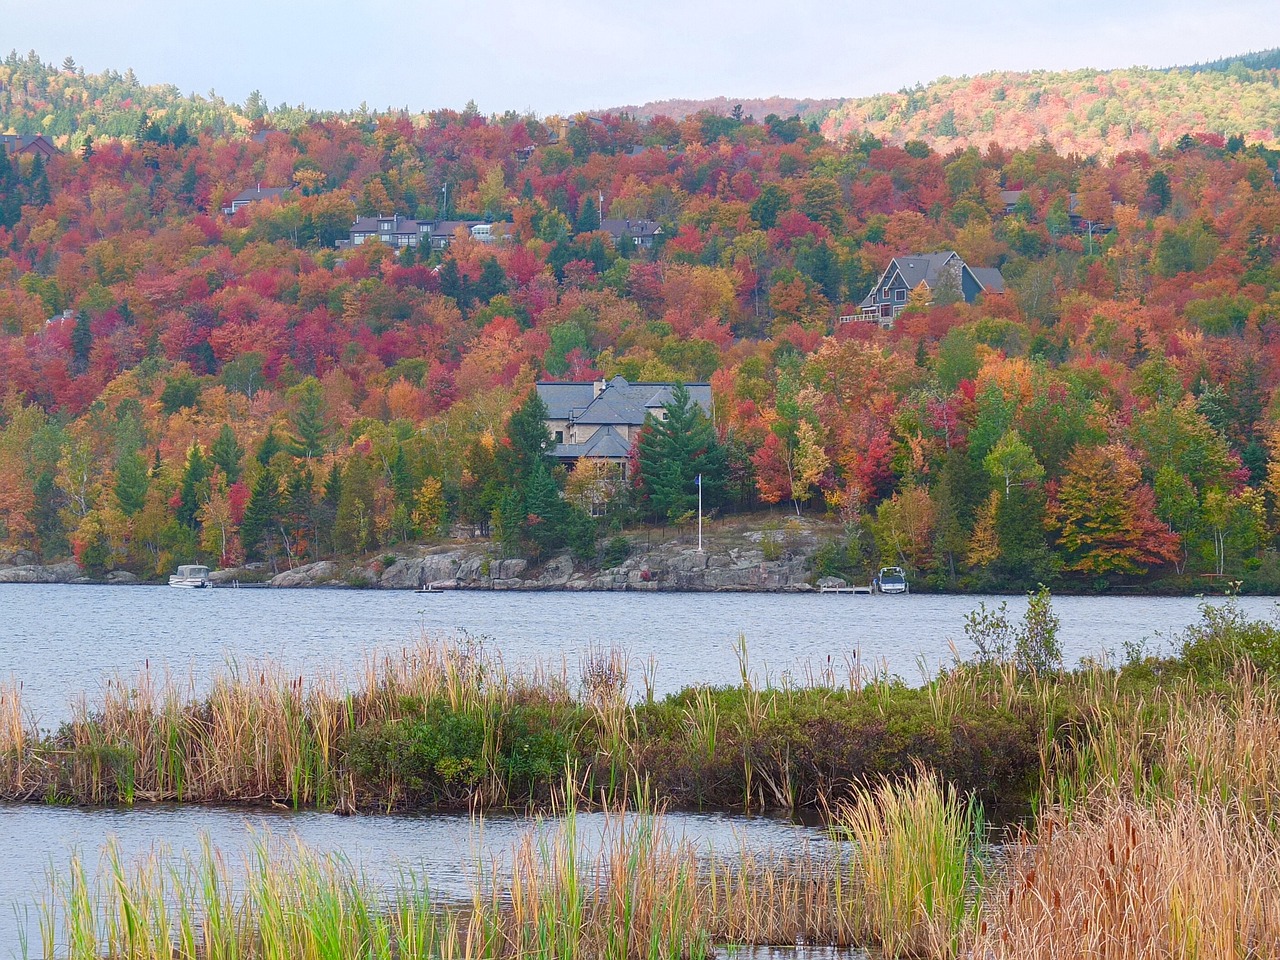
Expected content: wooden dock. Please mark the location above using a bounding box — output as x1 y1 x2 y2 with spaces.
819 584 874 594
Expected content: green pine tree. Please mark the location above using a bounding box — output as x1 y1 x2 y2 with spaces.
114 449 150 517
637 384 726 523
177 445 210 529
211 424 244 484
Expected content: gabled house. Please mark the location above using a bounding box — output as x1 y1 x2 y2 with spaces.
221 184 289 216
857 251 1002 328
0 134 59 158
537 376 713 476
600 218 662 249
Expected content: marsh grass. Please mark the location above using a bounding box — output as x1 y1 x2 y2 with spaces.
35 805 869 960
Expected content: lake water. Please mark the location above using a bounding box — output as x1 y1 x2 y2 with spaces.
2 584 1276 726
1 584 1274 958
0 803 827 959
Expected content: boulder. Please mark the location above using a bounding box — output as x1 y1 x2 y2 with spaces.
816 575 847 589
0 561 80 584
537 555 575 586
270 560 340 588
105 570 141 585
492 558 527 581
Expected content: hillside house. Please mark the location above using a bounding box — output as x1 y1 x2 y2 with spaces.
601 218 662 249
0 134 59 158
857 252 1003 327
221 184 288 216
341 214 433 249
537 376 713 476
426 220 488 250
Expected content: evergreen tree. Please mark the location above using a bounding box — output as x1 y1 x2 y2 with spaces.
637 384 726 522
210 424 244 484
256 426 284 466
575 193 600 233
282 468 316 560
114 449 150 517
389 445 415 506
177 445 210 529
333 455 376 556
288 377 331 458
499 390 553 487
522 459 569 557
70 311 93 375
476 257 508 303
241 465 282 562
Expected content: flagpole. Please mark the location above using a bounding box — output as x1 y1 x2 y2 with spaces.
697 473 703 553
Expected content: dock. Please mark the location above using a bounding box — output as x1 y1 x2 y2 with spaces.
819 584 874 594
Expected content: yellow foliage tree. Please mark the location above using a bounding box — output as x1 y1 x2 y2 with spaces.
412 476 447 538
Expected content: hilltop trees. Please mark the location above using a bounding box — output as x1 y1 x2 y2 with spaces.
0 67 1279 591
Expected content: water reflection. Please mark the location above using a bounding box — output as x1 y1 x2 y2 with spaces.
0 802 828 958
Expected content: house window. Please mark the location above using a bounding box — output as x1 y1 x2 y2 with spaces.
895 289 906 303
881 288 890 301
659 410 669 421
554 431 563 443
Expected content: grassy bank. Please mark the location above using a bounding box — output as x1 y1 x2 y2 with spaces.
25 598 1280 957
3 596 1277 817
3 636 1049 815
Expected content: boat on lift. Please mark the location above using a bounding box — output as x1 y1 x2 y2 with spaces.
875 566 909 594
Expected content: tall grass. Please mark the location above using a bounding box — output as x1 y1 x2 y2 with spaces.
976 796 1280 959
35 807 860 960
833 766 983 959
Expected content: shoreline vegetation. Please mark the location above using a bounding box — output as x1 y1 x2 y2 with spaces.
20 594 1280 957
15 599 1280 957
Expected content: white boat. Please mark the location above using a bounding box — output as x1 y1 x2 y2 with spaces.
168 564 212 588
875 566 909 594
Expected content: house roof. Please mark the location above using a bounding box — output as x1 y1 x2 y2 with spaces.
553 425 632 461
537 376 712 427
0 134 59 157
887 252 961 292
350 214 428 237
971 267 1006 294
600 218 662 239
229 185 288 204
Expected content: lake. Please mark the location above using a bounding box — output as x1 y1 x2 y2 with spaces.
2 584 1275 726
1 584 1273 958
0 802 827 959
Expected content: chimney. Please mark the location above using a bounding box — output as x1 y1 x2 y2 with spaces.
593 379 607 399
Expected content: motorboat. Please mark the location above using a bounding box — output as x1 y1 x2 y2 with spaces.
875 566 909 594
168 564 212 588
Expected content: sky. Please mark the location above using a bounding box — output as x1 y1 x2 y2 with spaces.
5 0 1280 115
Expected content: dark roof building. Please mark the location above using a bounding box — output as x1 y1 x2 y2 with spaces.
221 184 289 216
0 134 59 158
341 214 433 248
537 376 713 473
600 218 663 248
855 251 1003 328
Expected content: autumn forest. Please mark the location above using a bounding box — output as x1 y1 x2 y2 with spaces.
3 49 1280 592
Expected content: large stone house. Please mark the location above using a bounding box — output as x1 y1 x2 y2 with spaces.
857 251 1004 328
536 376 713 476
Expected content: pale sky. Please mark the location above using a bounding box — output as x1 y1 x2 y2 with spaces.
5 0 1280 115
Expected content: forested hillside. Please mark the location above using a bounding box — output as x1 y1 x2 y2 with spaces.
3 52 1280 592
822 60 1280 157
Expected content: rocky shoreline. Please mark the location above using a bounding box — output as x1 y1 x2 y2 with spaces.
0 526 824 592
